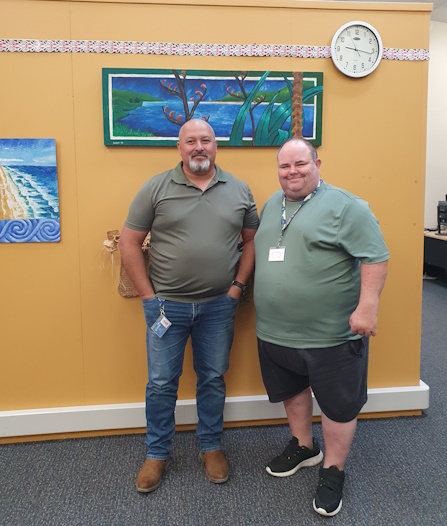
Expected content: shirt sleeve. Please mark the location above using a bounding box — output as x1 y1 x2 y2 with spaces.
243 187 260 229
337 198 390 263
123 180 155 232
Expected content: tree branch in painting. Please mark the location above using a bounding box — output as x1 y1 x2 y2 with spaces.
226 72 265 145
160 70 209 126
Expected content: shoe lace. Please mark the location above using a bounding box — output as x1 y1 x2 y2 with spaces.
281 439 303 459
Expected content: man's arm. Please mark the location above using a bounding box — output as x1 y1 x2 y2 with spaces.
118 226 155 301
227 227 257 300
349 260 388 337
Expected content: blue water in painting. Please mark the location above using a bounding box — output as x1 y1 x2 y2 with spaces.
113 76 289 103
3 165 59 219
119 101 314 139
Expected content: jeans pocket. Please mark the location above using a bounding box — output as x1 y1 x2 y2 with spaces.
224 294 239 305
142 296 157 305
142 296 159 325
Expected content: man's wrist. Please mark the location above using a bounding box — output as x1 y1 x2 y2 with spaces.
140 291 155 300
231 280 247 294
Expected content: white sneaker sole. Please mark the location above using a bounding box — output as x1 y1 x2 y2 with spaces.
266 451 323 477
313 498 343 517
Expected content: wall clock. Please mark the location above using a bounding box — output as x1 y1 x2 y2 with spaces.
331 21 383 78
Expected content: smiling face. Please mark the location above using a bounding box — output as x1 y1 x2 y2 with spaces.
177 119 217 175
277 139 321 200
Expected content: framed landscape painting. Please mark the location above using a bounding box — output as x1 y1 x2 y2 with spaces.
0 138 60 243
102 68 323 147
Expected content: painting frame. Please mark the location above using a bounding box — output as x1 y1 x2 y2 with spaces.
102 68 323 147
0 138 60 243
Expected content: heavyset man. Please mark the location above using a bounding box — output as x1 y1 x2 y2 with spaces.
119 119 259 493
254 138 389 517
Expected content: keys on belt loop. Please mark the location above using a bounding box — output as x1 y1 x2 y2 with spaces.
158 298 166 317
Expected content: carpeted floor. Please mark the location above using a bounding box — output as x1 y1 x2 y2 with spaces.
1 279 446 526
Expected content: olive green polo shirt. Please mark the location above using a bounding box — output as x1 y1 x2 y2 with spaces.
124 162 259 302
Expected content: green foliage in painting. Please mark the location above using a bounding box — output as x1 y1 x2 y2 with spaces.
113 121 155 137
254 74 294 146
112 90 161 123
228 72 324 147
302 86 323 103
228 72 271 146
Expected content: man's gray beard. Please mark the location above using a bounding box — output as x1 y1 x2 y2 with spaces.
189 156 210 172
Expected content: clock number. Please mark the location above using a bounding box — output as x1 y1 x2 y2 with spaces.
341 37 345 43
355 28 359 35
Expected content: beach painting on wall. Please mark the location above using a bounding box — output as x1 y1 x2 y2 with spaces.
0 138 60 243
102 68 323 147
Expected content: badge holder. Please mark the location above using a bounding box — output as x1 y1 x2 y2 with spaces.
269 247 285 261
151 299 172 338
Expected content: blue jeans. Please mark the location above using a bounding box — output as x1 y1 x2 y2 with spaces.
141 294 238 460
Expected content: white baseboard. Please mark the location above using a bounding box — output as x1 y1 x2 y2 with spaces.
0 381 429 438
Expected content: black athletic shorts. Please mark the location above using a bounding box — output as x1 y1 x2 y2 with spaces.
257 337 369 423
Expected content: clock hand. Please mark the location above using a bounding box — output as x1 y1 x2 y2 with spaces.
345 46 375 55
349 37 361 57
358 49 375 55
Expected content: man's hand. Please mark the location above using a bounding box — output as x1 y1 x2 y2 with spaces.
349 305 378 337
350 261 388 338
226 284 242 300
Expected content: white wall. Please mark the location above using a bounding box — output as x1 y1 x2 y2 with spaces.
425 21 447 228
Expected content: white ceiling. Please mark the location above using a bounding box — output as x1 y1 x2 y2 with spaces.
336 0 447 23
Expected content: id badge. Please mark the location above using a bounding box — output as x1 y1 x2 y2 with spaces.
151 314 172 338
269 247 285 262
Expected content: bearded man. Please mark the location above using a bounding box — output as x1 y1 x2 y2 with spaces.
119 119 259 493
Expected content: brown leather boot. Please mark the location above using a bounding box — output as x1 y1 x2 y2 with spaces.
199 450 229 483
136 458 170 493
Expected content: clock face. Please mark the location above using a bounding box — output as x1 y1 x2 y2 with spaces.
331 21 383 78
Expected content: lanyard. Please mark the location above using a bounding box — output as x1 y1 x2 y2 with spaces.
276 179 322 248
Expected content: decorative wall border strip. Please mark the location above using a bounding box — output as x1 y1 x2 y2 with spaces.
0 39 429 61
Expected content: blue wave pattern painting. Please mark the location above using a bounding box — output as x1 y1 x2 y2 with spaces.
0 138 60 243
0 219 60 242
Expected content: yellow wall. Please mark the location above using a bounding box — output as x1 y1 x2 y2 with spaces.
0 0 430 411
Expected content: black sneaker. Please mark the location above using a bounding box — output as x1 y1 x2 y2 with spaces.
266 437 323 477
313 465 345 517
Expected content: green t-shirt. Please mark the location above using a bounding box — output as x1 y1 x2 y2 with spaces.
124 162 259 302
253 182 390 348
